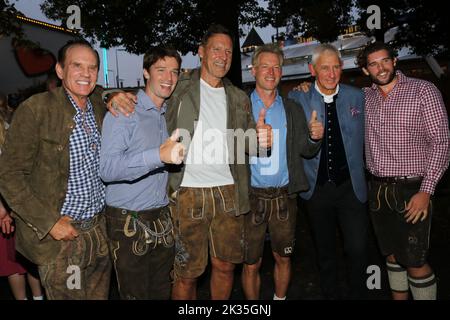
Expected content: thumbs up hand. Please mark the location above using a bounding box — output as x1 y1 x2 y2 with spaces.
308 110 324 141
256 108 273 149
160 129 186 164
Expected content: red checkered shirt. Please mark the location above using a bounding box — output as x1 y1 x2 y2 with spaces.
365 71 450 195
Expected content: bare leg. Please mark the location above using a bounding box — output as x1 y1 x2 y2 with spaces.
172 277 197 300
27 272 43 298
8 273 27 300
273 252 291 299
242 259 262 300
210 256 235 300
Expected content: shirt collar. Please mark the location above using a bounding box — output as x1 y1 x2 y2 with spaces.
65 89 93 113
137 89 166 113
251 89 282 109
314 82 339 103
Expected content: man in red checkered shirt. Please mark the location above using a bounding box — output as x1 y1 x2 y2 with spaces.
357 42 450 300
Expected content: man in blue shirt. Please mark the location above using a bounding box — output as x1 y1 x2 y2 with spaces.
100 47 185 299
242 44 323 300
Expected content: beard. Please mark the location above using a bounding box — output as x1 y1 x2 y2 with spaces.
370 69 396 86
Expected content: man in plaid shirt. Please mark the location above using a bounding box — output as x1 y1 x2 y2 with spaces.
357 42 450 300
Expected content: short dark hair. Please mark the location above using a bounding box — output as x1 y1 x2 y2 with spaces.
57 39 99 68
356 41 397 69
200 24 234 47
143 46 182 71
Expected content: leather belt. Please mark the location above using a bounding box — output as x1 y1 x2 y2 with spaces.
71 214 100 231
370 175 422 184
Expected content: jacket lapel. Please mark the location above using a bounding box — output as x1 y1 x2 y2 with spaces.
53 87 76 149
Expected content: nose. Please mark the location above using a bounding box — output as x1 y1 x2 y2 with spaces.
163 70 175 83
81 65 90 77
376 64 385 73
329 69 336 79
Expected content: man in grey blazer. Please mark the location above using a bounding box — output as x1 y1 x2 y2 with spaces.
289 43 368 299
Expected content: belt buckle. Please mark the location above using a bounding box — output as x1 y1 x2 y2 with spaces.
80 216 96 230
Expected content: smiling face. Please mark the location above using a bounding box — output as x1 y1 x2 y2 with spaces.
55 45 98 108
198 33 233 87
363 49 397 86
143 56 180 108
309 50 342 95
252 52 282 92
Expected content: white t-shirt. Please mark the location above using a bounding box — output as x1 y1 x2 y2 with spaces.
181 79 234 187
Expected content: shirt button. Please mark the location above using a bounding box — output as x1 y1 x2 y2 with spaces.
57 145 63 152
328 128 331 131
329 151 332 155
328 136 331 139
329 167 333 170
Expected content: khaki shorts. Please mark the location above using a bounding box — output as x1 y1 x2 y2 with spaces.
171 185 244 279
244 186 297 264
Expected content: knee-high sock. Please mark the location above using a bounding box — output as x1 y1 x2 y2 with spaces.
408 273 437 300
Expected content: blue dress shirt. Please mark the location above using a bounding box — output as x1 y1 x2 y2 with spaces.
100 90 169 211
250 90 289 188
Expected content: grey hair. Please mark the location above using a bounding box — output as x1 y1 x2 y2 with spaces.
252 44 284 67
311 43 341 66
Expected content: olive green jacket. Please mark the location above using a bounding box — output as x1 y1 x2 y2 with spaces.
0 86 105 265
165 69 256 215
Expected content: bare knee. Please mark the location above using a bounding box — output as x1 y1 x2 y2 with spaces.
176 277 197 286
273 252 290 266
243 259 262 275
211 257 235 274
407 263 432 278
386 254 397 264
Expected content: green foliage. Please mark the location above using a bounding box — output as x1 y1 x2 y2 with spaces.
0 0 24 39
355 0 448 56
40 0 263 55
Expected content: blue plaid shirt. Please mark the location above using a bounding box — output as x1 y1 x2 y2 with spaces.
60 92 105 220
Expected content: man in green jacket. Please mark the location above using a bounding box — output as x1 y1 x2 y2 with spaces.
0 40 111 299
108 24 273 300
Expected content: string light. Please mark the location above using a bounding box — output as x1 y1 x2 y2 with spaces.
16 15 77 34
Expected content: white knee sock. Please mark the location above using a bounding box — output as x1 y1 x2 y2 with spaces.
408 273 437 300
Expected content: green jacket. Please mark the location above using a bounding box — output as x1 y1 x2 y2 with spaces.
165 69 256 216
0 86 105 265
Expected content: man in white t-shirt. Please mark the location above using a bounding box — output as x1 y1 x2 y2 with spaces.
166 24 272 300
107 24 272 300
